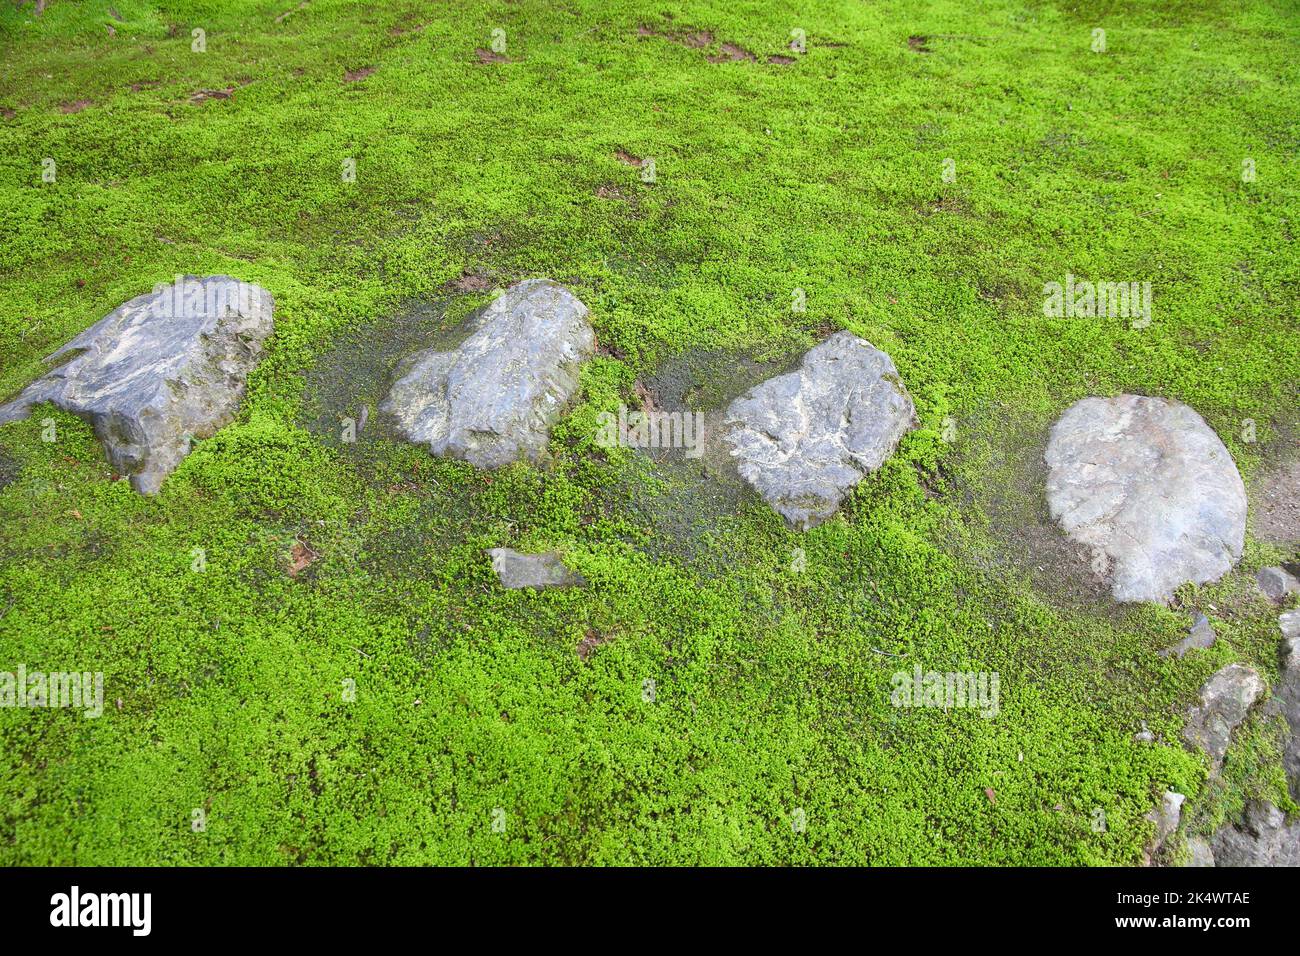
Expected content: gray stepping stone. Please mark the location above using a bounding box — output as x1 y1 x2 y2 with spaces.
1045 395 1246 603
0 275 274 494
380 279 594 468
723 332 915 529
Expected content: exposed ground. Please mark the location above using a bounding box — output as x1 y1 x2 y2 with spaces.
0 0 1296 864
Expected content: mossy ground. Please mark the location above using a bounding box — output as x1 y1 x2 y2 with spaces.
0 0 1297 864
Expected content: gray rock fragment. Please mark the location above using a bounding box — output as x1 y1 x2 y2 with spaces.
722 332 915 529
486 548 584 590
1160 613 1217 659
380 279 595 468
1044 395 1246 603
1147 789 1185 851
1275 620 1300 801
1182 663 1264 773
1184 836 1215 867
0 275 274 494
1258 565 1300 602
1210 800 1300 867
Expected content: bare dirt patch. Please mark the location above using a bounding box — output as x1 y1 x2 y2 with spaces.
474 48 510 64
59 100 92 114
908 35 932 53
768 54 795 65
344 66 376 83
1 108 16 120
708 43 756 63
614 149 643 167
445 272 493 294
1250 453 1300 547
189 87 235 105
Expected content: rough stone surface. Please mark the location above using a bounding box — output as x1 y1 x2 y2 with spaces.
1159 612 1217 659
1258 565 1300 602
1044 395 1246 603
0 276 274 494
379 279 594 469
1283 609 1300 642
486 548 584 590
1147 789 1185 851
722 332 915 529
1182 663 1264 773
1210 800 1300 867
1184 836 1215 867
1275 622 1300 802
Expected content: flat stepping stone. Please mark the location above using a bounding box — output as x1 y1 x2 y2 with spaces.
0 275 274 494
1182 663 1263 774
486 548 584 589
380 279 594 468
1045 395 1246 603
723 332 915 529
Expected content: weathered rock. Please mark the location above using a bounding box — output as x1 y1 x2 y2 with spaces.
1210 800 1300 867
1159 612 1217 659
486 548 584 590
1283 609 1300 642
1258 565 1300 602
0 276 274 494
722 332 915 529
1275 621 1300 801
1184 835 1215 867
1182 663 1264 773
1146 789 1185 852
1044 395 1246 603
380 279 594 469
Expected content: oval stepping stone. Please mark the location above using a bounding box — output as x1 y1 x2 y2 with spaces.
723 332 915 529
1045 395 1246 603
0 275 274 494
380 279 594 468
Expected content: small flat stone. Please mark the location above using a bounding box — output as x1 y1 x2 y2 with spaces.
380 279 594 469
0 276 274 494
1146 789 1185 852
486 548 584 590
1182 663 1264 773
1257 565 1300 602
1044 395 1246 603
1159 613 1217 659
723 332 915 529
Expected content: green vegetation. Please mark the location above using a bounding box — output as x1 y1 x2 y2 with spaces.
0 0 1296 864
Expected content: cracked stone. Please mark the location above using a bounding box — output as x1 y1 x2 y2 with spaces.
723 332 915 529
1045 394 1246 603
0 275 274 494
379 279 595 469
1181 663 1264 774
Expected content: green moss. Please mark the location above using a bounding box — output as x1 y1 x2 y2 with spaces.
0 0 1296 864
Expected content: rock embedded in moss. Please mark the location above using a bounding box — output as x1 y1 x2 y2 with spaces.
1210 800 1300 866
1044 395 1246 604
379 279 595 469
1258 565 1300 602
722 332 915 529
0 275 274 494
486 548 585 589
1181 663 1264 774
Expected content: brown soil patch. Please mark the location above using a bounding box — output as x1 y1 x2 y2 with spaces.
708 43 756 63
60 100 92 114
768 55 795 65
615 149 644 167
344 66 376 82
908 35 932 53
475 48 510 64
190 87 235 104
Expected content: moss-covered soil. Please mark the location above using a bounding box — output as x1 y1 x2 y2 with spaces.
0 0 1297 864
